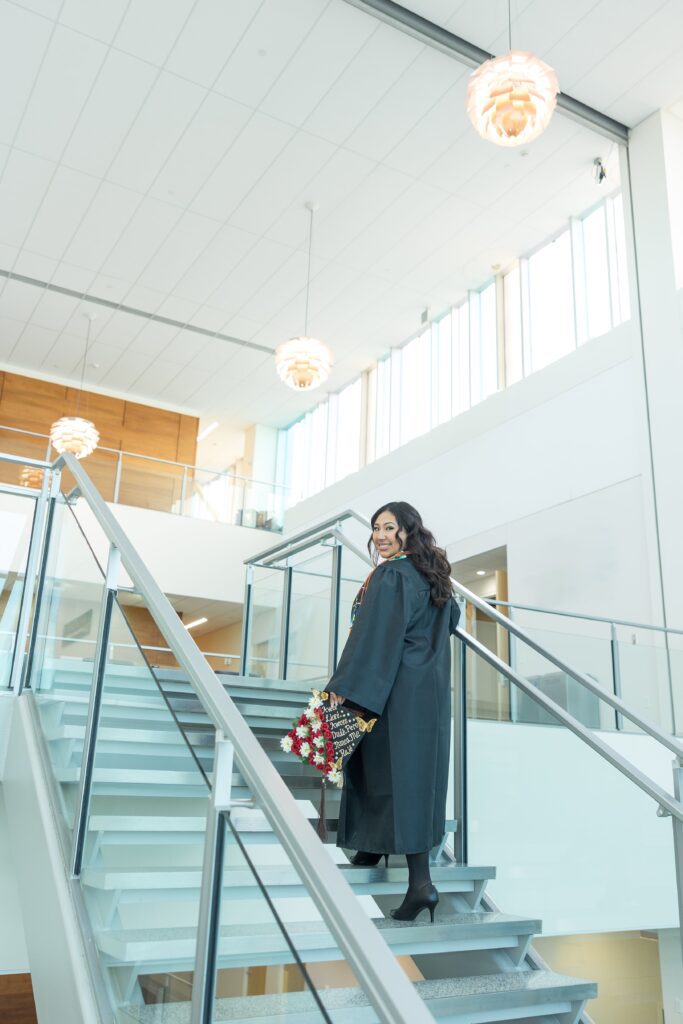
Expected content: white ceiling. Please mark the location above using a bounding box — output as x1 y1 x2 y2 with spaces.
0 0 682 465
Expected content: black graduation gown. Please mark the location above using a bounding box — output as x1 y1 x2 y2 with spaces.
328 557 460 855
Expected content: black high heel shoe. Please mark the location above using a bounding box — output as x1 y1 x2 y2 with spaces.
350 851 389 868
390 882 439 923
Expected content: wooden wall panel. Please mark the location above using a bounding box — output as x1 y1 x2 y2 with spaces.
0 371 198 466
0 973 38 1024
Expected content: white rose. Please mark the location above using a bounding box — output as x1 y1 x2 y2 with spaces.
313 735 325 748
280 736 293 753
300 742 311 758
313 752 325 765
328 767 342 786
295 724 310 739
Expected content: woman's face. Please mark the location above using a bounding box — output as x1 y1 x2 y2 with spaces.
372 511 407 559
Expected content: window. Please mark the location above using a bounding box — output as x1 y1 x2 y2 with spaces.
469 281 498 404
278 192 631 507
527 229 576 371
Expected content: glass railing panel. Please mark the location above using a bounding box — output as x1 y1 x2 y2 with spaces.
287 546 333 683
78 449 119 503
0 489 38 687
81 594 209 1019
0 426 49 475
28 501 108 826
509 625 615 729
217 760 376 1024
185 467 245 526
671 645 683 736
462 642 678 1024
117 454 185 514
616 628 674 734
249 565 285 678
336 545 371 661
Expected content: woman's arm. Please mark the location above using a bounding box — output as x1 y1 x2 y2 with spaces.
326 565 414 716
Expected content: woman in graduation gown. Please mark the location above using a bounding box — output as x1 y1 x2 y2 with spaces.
328 501 460 923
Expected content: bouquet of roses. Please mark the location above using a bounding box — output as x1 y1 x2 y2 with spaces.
280 690 376 790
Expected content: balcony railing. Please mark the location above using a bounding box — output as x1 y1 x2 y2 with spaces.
0 424 286 532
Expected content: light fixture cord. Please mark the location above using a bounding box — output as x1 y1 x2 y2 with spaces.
304 205 314 337
76 317 91 417
508 0 512 50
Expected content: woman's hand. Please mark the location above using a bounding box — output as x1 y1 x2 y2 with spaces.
328 691 346 707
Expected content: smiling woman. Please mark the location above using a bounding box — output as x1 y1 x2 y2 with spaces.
327 501 459 923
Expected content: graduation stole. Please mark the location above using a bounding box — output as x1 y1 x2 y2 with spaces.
349 550 410 629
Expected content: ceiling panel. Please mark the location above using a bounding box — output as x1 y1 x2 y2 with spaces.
62 49 157 179
63 182 143 270
191 111 294 222
303 22 422 144
114 0 197 68
100 197 183 282
24 165 101 259
108 72 207 194
0 2 52 146
1 0 682 451
213 0 324 109
16 25 106 161
229 131 336 237
344 46 464 162
0 149 55 249
59 0 130 44
258 0 377 126
174 224 258 304
138 211 223 293
148 92 252 208
164 0 261 88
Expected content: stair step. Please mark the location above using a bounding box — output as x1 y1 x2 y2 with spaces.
81 863 496 898
119 971 596 1024
97 912 541 968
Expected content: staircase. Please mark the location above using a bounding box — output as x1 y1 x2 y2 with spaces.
33 657 596 1023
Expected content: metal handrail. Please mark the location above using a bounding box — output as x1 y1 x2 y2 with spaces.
53 453 433 1024
247 508 371 565
457 626 683 820
453 580 683 759
0 422 287 492
491 598 683 638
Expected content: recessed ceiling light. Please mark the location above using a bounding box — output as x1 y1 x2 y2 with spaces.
184 617 207 630
197 421 219 442
476 570 487 576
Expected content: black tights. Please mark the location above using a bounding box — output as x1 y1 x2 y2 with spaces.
406 851 431 889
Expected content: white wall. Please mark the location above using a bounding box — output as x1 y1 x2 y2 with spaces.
71 501 271 604
468 720 678 936
0 749 30 974
284 324 663 629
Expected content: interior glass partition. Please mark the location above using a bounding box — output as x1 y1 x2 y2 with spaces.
0 489 39 687
461 643 677 1024
286 545 334 683
248 564 286 678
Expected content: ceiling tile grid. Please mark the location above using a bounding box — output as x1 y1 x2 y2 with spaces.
0 0 681 452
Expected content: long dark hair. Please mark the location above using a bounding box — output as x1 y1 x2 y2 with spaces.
369 501 453 608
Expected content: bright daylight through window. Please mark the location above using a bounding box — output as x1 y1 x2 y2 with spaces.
279 192 630 509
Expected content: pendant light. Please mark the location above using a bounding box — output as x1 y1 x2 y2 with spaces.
466 0 559 147
275 201 333 391
50 313 100 459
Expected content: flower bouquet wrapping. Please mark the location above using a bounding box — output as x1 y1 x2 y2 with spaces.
281 689 377 839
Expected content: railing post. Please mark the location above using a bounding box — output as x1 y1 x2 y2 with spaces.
278 565 293 681
508 606 518 723
23 467 62 691
191 733 233 1024
328 542 342 675
672 757 683 968
453 626 468 865
70 544 121 878
180 465 188 515
10 468 52 694
240 565 254 677
610 622 623 730
113 450 123 503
